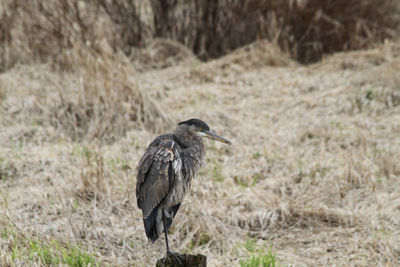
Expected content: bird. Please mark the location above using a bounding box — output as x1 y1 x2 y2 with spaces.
136 118 231 258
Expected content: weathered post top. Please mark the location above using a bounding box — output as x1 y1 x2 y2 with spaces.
156 253 207 267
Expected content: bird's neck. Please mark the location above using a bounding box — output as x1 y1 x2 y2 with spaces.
176 136 206 180
172 133 203 149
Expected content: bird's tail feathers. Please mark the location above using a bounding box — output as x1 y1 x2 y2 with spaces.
143 207 159 243
143 203 182 243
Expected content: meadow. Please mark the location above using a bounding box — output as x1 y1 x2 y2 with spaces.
1 1 400 266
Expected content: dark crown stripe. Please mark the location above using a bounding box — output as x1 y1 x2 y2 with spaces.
178 118 210 131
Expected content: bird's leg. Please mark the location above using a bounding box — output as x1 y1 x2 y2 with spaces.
162 210 183 265
163 215 171 256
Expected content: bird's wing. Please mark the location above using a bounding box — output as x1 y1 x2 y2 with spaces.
136 138 182 218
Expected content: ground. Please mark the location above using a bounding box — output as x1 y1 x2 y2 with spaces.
0 40 400 266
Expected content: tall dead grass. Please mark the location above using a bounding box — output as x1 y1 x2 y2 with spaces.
0 0 152 71
1 0 398 69
151 0 400 63
49 45 167 142
0 45 167 143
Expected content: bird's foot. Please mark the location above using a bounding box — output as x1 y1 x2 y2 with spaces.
163 250 183 266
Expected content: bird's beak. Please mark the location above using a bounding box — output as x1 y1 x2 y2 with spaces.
203 130 232 145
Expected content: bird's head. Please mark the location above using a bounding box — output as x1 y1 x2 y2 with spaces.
177 118 232 145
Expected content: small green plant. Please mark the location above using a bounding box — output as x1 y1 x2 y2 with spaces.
81 146 93 160
240 250 277 267
187 233 211 251
199 233 211 246
29 240 58 265
70 144 93 159
252 151 262 159
365 88 374 100
187 240 196 251
251 173 260 187
241 239 278 267
71 199 79 213
244 238 256 253
234 176 248 188
60 245 98 267
2 226 19 261
22 238 99 266
12 242 19 261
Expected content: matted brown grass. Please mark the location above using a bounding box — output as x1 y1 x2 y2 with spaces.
1 39 400 266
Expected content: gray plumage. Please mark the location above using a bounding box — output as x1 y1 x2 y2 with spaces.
136 118 231 256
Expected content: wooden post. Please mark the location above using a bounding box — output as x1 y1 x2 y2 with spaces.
156 253 207 267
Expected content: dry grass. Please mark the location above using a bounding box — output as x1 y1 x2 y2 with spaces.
0 0 152 71
0 44 167 143
1 38 400 265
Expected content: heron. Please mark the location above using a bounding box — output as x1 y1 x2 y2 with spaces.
136 118 231 258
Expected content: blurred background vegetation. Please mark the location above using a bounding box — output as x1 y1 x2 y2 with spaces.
1 0 399 72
